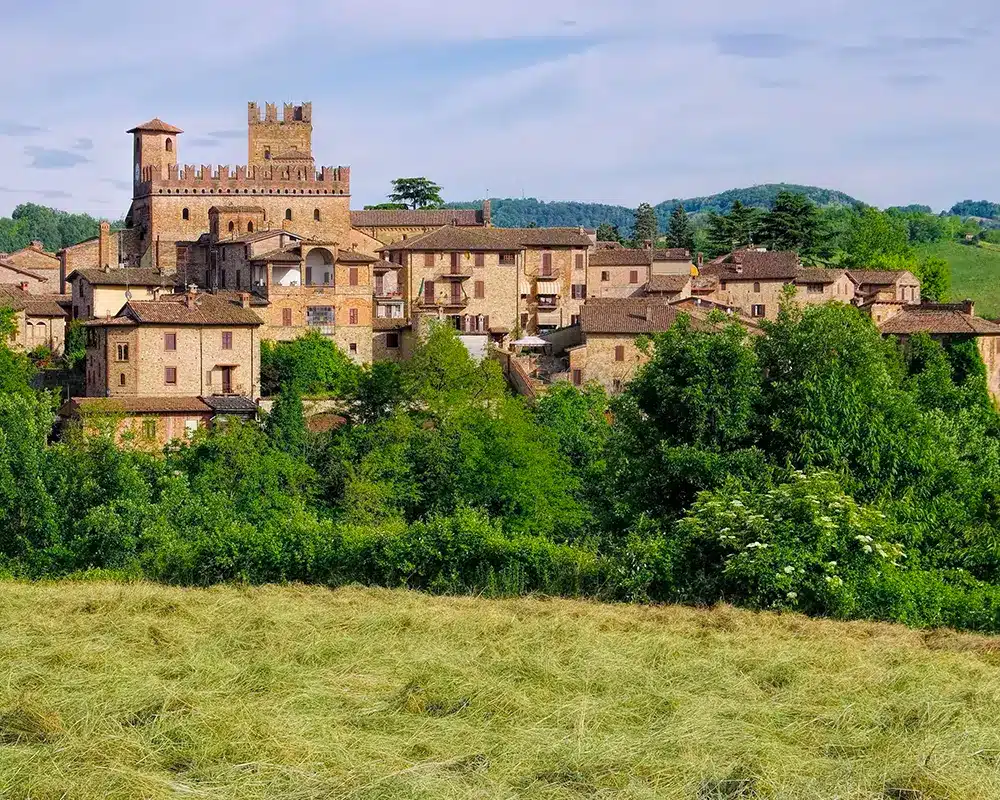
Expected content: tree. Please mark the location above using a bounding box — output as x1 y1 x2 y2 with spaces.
363 203 409 211
388 178 444 210
704 201 763 257
843 206 911 266
632 203 658 246
596 222 622 244
260 331 360 397
666 204 695 251
762 191 825 260
265 386 308 458
916 255 950 302
0 307 34 396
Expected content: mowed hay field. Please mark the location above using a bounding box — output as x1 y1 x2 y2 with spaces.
917 241 1000 318
4 586 1000 799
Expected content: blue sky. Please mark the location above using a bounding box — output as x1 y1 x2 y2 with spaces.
1 0 996 218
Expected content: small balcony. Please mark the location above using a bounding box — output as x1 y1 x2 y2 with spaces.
536 295 559 310
419 293 468 309
441 265 474 280
375 289 403 301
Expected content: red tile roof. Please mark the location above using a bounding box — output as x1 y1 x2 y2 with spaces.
0 285 67 316
651 248 692 261
794 268 847 285
595 240 624 250
703 250 800 281
90 293 265 326
351 209 483 228
645 274 691 294
126 118 183 135
0 259 52 282
878 304 1000 335
68 268 183 287
589 249 653 267
382 225 592 252
63 396 211 415
336 250 377 264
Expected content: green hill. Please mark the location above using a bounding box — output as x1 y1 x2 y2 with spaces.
6 580 1000 798
917 241 1000 317
447 183 862 232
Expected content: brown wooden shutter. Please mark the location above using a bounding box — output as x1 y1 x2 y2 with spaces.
424 280 435 304
542 252 552 275
375 274 383 295
451 282 462 304
282 308 292 326
475 280 485 299
575 253 584 270
305 267 313 286
424 252 434 268
475 252 485 267
615 345 625 362
350 267 358 286
630 270 638 284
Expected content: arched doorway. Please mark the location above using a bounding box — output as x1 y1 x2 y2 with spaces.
305 247 334 287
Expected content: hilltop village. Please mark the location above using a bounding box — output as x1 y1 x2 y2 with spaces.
3 101 1000 442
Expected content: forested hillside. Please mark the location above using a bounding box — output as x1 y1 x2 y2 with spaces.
446 184 862 230
0 203 121 254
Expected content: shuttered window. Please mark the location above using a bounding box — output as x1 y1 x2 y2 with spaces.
475 252 485 267
615 345 625 362
474 280 485 299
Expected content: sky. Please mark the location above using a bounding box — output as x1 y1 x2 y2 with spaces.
1 0 996 218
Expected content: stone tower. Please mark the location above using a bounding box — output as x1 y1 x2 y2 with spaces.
247 101 313 167
127 117 183 192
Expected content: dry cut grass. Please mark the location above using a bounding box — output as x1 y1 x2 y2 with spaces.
2 582 1000 798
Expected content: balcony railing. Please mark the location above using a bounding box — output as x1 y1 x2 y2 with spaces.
536 296 559 310
419 294 468 309
375 290 403 300
442 265 474 279
212 383 248 397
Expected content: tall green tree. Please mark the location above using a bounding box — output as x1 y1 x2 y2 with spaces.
596 222 622 244
632 202 658 246
388 178 444 210
915 255 950 302
762 191 825 260
265 387 308 458
843 206 911 266
666 204 695 251
704 201 763 256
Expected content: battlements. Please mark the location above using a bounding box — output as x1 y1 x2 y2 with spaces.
137 163 350 196
248 101 312 125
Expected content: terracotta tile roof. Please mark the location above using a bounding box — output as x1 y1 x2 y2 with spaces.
373 317 412 330
595 240 624 250
250 245 302 263
702 250 800 281
213 289 270 308
123 293 264 326
645 274 691 294
224 229 302 245
351 209 483 228
651 248 692 261
580 298 717 334
307 412 348 433
794 268 847 285
382 225 592 252
68 268 183 287
372 259 400 271
336 250 377 264
878 304 1000 335
0 259 51 282
847 269 915 286
0 285 67 316
64 396 211 415
208 205 266 214
5 245 59 265
589 249 653 267
127 118 183 134
201 395 258 414
691 275 720 292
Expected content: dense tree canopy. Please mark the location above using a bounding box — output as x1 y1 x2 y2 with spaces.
388 178 444 210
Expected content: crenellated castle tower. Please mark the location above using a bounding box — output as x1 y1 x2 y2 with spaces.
125 102 363 271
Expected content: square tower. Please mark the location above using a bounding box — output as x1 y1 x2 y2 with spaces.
247 102 313 167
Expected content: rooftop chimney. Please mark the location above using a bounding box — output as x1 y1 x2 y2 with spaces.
30 240 44 252
963 299 975 316
184 291 196 309
239 292 251 309
697 252 704 268
98 221 111 271
645 305 653 322
19 282 29 292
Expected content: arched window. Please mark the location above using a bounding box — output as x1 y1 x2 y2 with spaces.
119 373 126 386
285 208 292 221
247 221 254 233
182 208 189 221
165 138 173 153
313 209 321 221
228 221 235 232
264 147 271 160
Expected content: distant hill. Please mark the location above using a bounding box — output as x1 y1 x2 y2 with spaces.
446 183 863 233
950 200 1000 219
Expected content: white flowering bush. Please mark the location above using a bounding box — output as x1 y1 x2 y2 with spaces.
673 471 906 615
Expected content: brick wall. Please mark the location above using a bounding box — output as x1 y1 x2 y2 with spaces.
586 264 649 300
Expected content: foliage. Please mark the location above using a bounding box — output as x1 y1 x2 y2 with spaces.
761 190 826 261
362 202 408 210
915 254 950 302
949 199 1000 219
704 201 764 256
631 202 658 246
0 307 35 396
595 222 623 244
265 386 307 458
665 204 695 251
62 320 87 370
917 240 1000 317
388 178 444 210
260 331 360 396
0 203 123 253
843 206 912 266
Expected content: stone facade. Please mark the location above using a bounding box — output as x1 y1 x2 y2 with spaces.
67 268 182 320
0 285 67 355
0 242 60 273
0 263 56 294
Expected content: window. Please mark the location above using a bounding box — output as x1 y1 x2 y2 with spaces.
808 284 823 294
541 252 553 276
247 222 253 232
165 138 173 153
520 313 529 330
601 271 610 282
475 252 485 267
264 147 271 160
143 419 157 439
349 268 358 286
720 281 728 291
184 419 199 438
753 281 761 293
500 253 516 266
119 372 126 386
235 270 241 287
116 343 129 362
220 270 226 287
612 379 623 393
629 270 639 284
285 208 292 221
349 308 359 325
164 332 176 351
424 252 435 268
572 369 582 386
349 343 358 355
164 367 177 385
751 304 766 318
282 308 293 327
307 306 334 325
182 208 189 221
575 253 584 270
314 209 320 221
571 314 580 326
571 284 586 299
228 221 235 232
386 332 400 349
474 280 485 299
615 345 625 362
451 252 460 269
222 331 233 350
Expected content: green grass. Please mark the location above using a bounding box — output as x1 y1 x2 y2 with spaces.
916 241 1000 317
5 582 1000 798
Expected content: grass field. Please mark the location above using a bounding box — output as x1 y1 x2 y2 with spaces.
4 583 1000 798
917 241 1000 317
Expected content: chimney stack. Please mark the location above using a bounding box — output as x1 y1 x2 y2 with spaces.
697 252 704 268
963 299 975 316
239 292 251 309
19 282 29 292
98 221 111 271
30 240 44 252
645 305 653 322
482 198 492 228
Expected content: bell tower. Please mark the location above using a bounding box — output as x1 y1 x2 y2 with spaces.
127 117 183 194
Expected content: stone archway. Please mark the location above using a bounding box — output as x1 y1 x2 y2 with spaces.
305 247 334 287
